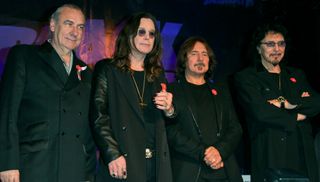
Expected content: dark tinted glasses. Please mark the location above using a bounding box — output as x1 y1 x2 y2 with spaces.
137 28 155 39
260 41 286 48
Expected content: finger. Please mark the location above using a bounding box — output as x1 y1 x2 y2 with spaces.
161 83 167 92
122 169 127 179
108 164 117 177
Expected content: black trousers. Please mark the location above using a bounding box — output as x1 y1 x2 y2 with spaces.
146 157 156 182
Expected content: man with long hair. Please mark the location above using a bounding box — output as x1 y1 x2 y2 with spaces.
90 12 175 182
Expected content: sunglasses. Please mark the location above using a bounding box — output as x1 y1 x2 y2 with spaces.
260 41 286 48
137 28 155 39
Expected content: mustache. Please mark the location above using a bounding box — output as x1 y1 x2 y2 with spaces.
194 63 205 67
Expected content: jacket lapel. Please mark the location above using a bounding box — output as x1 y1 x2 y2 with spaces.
206 80 222 135
112 68 145 122
64 58 81 91
38 42 68 85
179 79 201 130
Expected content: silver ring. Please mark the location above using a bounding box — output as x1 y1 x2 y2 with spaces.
111 173 116 177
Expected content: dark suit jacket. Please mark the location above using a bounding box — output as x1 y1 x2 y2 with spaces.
0 42 96 182
166 78 243 182
90 59 172 182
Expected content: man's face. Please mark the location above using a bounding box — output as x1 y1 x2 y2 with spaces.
132 18 155 55
185 41 209 78
257 32 286 66
50 7 85 52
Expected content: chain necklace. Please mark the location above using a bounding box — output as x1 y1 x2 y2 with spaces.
131 71 147 108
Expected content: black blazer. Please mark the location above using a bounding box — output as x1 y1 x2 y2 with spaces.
167 78 243 182
0 42 96 182
90 59 172 182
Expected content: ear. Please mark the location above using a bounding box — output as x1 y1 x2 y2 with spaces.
256 46 261 54
49 18 55 32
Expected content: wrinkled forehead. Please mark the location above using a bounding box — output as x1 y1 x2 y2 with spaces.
58 7 85 23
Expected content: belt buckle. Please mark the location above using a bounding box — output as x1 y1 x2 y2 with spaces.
145 148 153 159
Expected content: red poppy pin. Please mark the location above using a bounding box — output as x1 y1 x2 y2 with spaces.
76 65 87 81
160 83 167 92
211 89 218 96
290 77 297 83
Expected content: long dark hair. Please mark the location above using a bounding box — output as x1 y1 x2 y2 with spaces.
176 36 216 80
112 12 163 82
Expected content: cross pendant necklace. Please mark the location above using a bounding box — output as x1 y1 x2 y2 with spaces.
131 71 147 108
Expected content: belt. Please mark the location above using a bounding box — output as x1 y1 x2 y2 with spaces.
145 148 155 159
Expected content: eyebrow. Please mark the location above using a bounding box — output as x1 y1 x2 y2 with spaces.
63 20 74 24
63 19 85 27
138 27 155 32
190 50 207 53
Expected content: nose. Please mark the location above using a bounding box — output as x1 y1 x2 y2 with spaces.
198 53 204 61
274 44 280 50
143 33 150 39
71 26 79 37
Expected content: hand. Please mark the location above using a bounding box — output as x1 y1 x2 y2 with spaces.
284 100 297 110
108 156 127 179
267 98 297 110
297 113 306 121
301 92 310 97
203 146 223 170
210 161 224 170
267 99 281 108
154 90 174 114
0 170 20 182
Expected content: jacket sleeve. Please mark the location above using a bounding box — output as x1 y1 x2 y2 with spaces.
293 69 320 117
166 119 206 161
89 60 121 165
234 71 297 131
0 46 26 171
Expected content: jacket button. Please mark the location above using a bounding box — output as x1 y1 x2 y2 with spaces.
124 153 128 157
76 134 80 138
61 132 65 136
62 109 66 113
78 112 82 115
122 126 126 131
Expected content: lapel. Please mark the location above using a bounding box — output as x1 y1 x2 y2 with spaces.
112 68 145 122
206 80 222 133
179 79 202 139
38 42 83 91
38 42 68 85
179 79 199 124
64 57 82 91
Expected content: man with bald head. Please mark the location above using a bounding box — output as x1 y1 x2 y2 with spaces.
0 4 96 182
